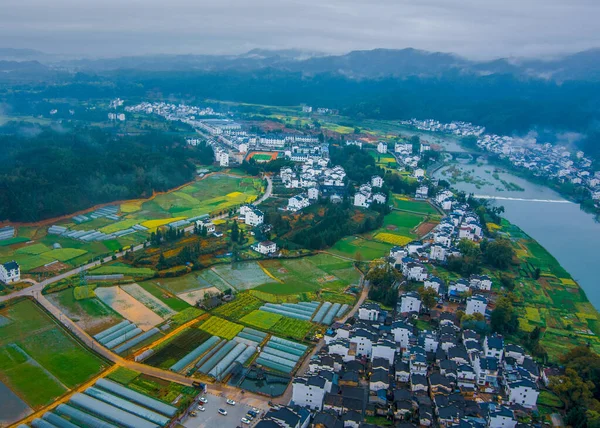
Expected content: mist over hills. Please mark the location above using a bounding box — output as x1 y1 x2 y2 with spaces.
1 46 600 81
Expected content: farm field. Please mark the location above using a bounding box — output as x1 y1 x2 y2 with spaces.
0 299 107 411
95 286 165 330
46 287 122 335
270 317 315 341
392 195 439 215
121 283 177 319
329 236 393 260
255 255 360 295
211 262 278 291
198 316 243 340
0 173 263 275
240 310 283 329
136 280 190 312
212 292 264 320
176 287 219 306
90 263 156 278
145 327 211 369
491 220 600 360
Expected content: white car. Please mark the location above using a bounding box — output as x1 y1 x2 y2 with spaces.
218 408 228 416
199 397 208 404
226 399 236 406
197 406 205 412
241 418 251 424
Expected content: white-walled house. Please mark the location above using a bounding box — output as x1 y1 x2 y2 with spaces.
466 295 487 316
415 186 428 199
307 187 319 200
255 241 277 255
371 175 384 188
400 292 422 314
424 277 443 294
470 274 492 291
488 407 517 428
372 193 387 204
391 320 413 349
377 142 387 153
505 379 539 409
402 262 428 281
358 303 380 321
288 194 311 211
244 207 264 227
292 376 327 410
0 261 20 284
371 340 396 364
354 192 370 208
484 335 504 361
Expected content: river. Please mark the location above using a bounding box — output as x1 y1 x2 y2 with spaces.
433 157 600 309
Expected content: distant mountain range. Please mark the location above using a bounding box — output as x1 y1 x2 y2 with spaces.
1 47 599 82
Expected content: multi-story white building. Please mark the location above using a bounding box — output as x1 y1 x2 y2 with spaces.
466 295 487 316
288 194 311 211
391 320 413 349
424 277 443 293
400 292 421 314
292 376 327 410
0 261 20 284
371 176 384 188
371 340 396 364
358 303 380 321
255 241 277 255
244 207 264 227
505 379 539 409
377 142 387 153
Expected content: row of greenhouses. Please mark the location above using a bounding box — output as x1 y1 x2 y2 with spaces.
93 321 159 354
258 301 349 325
23 378 177 428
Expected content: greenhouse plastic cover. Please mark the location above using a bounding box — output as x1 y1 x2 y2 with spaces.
268 336 307 351
262 346 300 363
170 335 220 372
241 327 267 338
99 324 138 345
55 404 117 428
194 339 225 369
312 302 332 323
266 341 305 356
209 342 247 378
114 328 160 354
322 303 341 325
260 306 311 321
85 387 170 426
42 412 80 428
104 328 142 349
95 378 177 417
31 419 57 428
256 357 295 374
336 304 350 317
198 340 236 374
69 393 158 428
94 320 130 340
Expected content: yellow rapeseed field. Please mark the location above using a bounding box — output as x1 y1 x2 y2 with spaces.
374 233 412 246
141 217 186 229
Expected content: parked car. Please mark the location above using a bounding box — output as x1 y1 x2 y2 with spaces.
199 397 208 404
245 413 254 420
226 399 236 406
197 406 206 412
241 418 251 424
190 411 197 417
252 407 260 413
218 408 228 416
247 410 258 418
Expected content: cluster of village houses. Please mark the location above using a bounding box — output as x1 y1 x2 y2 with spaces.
279 299 542 428
403 117 600 208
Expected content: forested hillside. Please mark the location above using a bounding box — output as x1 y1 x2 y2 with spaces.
0 126 213 222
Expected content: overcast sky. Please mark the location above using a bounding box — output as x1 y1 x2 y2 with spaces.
2 0 599 59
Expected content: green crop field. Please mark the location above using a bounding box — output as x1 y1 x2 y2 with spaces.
212 293 264 320
211 262 277 291
198 316 243 340
145 328 211 369
329 236 392 260
392 196 439 215
256 255 360 295
0 300 107 408
15 243 50 255
43 248 88 261
270 317 314 341
240 310 283 329
169 307 204 327
90 264 156 277
137 281 190 312
99 219 140 234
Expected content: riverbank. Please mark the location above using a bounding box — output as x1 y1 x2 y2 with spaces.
490 218 600 361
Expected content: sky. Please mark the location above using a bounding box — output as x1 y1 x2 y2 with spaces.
1 0 599 60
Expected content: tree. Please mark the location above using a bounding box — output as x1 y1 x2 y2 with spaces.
550 369 595 411
490 295 519 334
230 221 239 243
410 135 421 154
499 273 515 291
418 287 438 310
483 238 515 269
